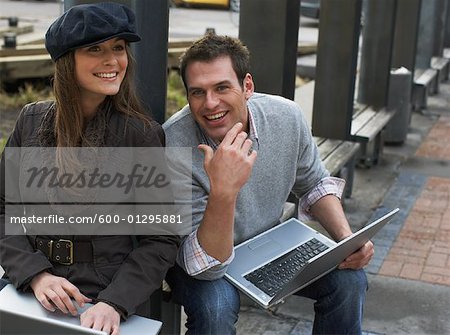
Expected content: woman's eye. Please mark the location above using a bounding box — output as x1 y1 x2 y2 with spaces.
87 46 101 52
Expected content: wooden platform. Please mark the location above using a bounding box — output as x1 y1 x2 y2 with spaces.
0 41 317 84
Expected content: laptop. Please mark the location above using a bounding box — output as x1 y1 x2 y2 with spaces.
0 284 162 335
225 208 399 309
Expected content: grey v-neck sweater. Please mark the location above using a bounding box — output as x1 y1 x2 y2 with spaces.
163 93 329 278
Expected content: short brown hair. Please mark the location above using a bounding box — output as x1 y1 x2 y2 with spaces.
180 34 250 90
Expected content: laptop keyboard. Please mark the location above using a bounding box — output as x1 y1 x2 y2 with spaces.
244 238 329 297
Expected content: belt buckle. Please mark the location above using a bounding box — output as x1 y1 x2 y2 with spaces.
47 240 53 260
55 239 73 265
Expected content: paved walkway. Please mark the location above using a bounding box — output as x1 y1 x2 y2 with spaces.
237 81 450 334
372 112 450 287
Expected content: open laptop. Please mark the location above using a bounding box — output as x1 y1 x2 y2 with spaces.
0 284 162 335
225 208 399 309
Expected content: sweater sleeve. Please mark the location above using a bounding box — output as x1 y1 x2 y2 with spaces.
290 102 330 198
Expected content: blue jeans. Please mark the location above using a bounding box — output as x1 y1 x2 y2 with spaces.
166 264 367 335
166 265 240 335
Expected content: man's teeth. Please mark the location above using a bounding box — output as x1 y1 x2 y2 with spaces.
95 73 117 78
206 112 226 120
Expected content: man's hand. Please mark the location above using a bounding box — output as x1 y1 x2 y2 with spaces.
199 122 257 197
197 122 257 261
80 302 120 335
30 272 91 316
338 240 374 270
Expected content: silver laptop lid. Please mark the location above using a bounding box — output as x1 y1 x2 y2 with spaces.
0 284 162 335
272 208 400 303
226 208 399 309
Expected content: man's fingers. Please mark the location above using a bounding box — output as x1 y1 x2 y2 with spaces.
339 241 374 269
220 122 243 145
248 150 257 164
230 131 248 149
198 144 213 167
241 138 254 155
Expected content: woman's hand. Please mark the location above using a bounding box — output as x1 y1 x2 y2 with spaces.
80 302 120 335
30 272 91 316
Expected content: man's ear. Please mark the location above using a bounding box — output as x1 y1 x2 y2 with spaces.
243 73 255 100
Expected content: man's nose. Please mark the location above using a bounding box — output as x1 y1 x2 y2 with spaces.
204 91 219 109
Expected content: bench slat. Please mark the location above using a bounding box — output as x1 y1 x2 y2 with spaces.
352 109 395 142
431 57 449 70
414 68 438 86
322 141 360 176
315 137 360 176
316 138 342 160
350 107 377 135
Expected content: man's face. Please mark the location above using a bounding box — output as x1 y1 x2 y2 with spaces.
185 56 254 143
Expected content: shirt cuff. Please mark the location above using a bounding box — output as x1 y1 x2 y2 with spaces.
182 228 235 276
298 176 346 221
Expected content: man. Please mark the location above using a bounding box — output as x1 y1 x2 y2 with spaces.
163 34 373 334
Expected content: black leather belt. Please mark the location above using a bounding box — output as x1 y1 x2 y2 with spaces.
35 237 93 265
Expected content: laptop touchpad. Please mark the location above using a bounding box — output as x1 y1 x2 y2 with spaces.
248 237 281 255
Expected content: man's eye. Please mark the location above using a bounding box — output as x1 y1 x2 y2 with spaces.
217 86 229 92
190 90 204 97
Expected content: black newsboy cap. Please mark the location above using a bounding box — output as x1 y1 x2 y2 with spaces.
45 2 141 61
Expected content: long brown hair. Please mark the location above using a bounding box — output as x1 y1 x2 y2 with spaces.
52 44 151 148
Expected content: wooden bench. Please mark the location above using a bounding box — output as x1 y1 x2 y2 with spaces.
431 56 450 83
412 68 439 111
350 105 395 167
285 136 361 218
316 137 360 198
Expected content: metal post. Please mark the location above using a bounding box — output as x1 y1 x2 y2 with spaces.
357 0 397 109
239 0 300 100
133 0 168 124
416 0 439 69
433 0 448 57
445 0 450 48
384 69 413 144
64 0 168 124
391 0 421 74
312 0 362 140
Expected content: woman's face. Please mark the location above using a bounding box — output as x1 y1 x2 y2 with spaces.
74 38 128 104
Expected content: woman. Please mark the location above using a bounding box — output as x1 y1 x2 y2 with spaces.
0 3 179 335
